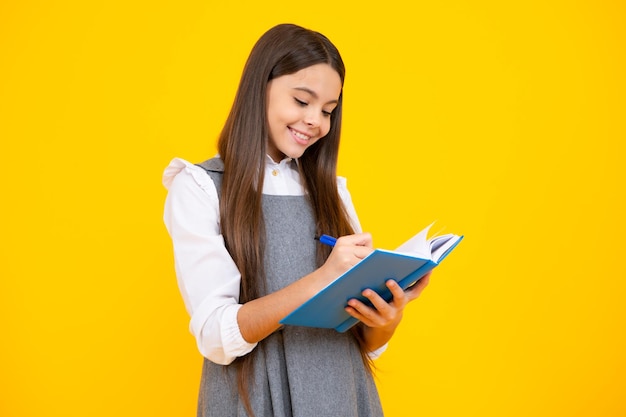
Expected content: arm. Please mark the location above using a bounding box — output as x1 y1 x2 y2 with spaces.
237 233 374 343
164 159 374 362
164 159 253 364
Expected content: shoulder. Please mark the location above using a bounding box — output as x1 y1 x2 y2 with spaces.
162 157 219 201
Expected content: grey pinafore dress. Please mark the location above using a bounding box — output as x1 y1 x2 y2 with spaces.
197 158 383 417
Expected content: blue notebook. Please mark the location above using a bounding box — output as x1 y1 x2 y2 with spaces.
280 224 463 332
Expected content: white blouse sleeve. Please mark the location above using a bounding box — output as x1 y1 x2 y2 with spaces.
336 176 362 233
163 158 257 365
336 176 388 359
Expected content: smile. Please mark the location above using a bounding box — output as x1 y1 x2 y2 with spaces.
289 127 312 142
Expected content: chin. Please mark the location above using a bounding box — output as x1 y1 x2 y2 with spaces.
283 147 307 160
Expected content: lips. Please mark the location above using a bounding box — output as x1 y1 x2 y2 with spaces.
289 127 313 144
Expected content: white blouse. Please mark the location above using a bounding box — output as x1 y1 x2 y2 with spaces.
163 155 385 365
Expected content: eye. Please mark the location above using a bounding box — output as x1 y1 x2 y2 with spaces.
322 110 333 118
294 97 308 107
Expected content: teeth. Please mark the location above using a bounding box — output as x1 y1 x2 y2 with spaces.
291 128 310 141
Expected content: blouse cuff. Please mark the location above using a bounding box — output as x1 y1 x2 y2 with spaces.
190 301 257 365
367 343 388 360
220 304 258 358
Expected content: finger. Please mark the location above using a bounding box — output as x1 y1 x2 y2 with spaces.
405 274 431 301
356 285 409 326
336 232 373 248
330 241 372 263
330 245 373 268
353 245 374 260
385 279 409 306
345 299 383 327
359 288 395 314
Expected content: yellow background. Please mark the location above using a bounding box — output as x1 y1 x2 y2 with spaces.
1 1 625 416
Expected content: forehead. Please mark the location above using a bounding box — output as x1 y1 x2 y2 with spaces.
273 64 342 100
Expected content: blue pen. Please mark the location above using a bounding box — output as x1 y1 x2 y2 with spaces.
315 234 337 247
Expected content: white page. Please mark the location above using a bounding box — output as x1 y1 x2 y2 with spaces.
394 224 433 259
394 223 460 262
431 235 461 262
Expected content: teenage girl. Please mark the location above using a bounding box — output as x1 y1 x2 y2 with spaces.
163 23 431 417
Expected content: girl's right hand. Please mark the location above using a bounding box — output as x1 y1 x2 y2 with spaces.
320 232 374 279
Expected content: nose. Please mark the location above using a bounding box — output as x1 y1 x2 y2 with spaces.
304 109 321 127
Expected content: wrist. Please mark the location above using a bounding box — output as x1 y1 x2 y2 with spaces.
362 323 397 352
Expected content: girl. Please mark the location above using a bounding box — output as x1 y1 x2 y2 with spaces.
163 23 430 417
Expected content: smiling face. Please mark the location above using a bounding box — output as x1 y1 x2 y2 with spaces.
265 63 343 162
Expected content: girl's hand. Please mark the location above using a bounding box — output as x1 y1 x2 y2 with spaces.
345 271 432 333
319 233 374 279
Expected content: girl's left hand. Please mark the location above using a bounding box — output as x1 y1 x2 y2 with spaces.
344 272 431 331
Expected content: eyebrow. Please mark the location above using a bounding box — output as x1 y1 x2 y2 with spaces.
293 87 339 105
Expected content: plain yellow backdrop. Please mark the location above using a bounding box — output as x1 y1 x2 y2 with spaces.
1 1 625 416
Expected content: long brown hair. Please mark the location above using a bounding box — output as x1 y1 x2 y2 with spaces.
216 23 369 415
